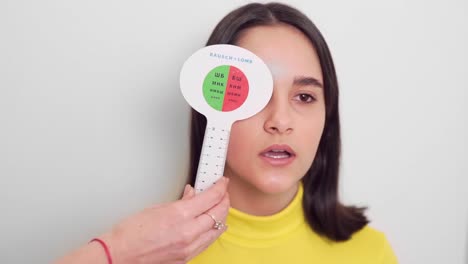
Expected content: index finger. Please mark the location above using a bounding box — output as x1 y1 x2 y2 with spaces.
178 177 229 218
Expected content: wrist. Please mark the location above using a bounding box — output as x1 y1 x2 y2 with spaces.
97 230 127 264
89 238 113 264
87 239 112 264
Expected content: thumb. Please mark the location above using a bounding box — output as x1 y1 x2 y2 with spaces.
181 184 195 200
185 185 196 199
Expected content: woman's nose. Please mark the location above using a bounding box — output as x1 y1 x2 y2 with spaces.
263 93 293 135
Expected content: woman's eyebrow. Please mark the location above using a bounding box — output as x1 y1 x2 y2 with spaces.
293 76 323 88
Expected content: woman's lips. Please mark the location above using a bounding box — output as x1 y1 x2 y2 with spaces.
259 144 296 166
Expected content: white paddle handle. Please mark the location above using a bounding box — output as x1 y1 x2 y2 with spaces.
194 122 230 193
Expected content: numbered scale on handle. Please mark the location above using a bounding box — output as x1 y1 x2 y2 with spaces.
180 44 273 193
197 124 230 192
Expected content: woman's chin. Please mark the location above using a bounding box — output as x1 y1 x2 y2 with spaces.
252 177 299 195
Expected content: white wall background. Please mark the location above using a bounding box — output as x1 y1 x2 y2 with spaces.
1 0 467 263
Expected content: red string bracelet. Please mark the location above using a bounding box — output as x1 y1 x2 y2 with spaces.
89 238 113 264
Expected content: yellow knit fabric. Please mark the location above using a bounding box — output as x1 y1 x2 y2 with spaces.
189 184 398 264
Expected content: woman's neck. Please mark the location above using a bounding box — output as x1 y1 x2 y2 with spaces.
227 177 299 216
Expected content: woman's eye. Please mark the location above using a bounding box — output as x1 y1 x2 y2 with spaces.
294 93 316 103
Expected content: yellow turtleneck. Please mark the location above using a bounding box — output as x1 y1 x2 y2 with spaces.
189 184 398 264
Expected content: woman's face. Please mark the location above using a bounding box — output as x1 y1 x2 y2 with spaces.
224 24 326 195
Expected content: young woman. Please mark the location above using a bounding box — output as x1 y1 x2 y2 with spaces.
56 2 397 264
187 2 398 263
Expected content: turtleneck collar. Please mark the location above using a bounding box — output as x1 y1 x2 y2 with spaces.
220 184 305 248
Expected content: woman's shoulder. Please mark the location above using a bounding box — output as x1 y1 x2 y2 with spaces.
332 225 398 263
340 225 391 249
349 225 388 243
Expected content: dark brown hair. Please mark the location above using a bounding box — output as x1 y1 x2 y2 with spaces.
187 2 368 242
